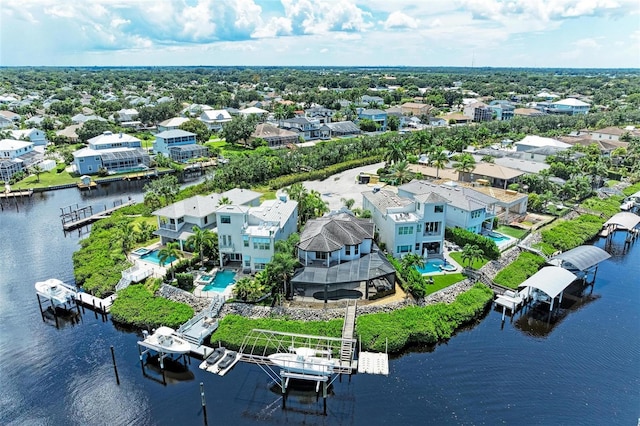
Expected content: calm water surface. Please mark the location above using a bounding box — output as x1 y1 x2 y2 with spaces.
1 184 638 425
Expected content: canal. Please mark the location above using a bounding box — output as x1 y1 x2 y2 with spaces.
0 184 638 425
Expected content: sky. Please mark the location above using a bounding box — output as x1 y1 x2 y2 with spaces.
1 0 639 68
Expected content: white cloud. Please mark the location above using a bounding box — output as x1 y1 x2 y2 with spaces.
573 38 601 49
383 11 419 30
110 18 130 28
252 17 292 38
282 0 373 35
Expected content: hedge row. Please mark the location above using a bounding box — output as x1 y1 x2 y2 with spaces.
541 214 605 252
356 284 494 353
493 252 546 289
268 156 382 190
211 314 344 353
110 284 194 329
445 227 500 260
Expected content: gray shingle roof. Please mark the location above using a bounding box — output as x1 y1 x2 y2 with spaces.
156 129 195 138
362 190 413 213
298 212 374 252
399 180 495 212
291 251 395 286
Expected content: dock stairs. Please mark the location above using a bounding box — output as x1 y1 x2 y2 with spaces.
340 301 357 364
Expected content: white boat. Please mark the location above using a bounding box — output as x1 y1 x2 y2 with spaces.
35 278 76 305
268 348 335 376
141 326 191 355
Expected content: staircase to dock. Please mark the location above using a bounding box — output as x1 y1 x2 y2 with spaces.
340 301 357 365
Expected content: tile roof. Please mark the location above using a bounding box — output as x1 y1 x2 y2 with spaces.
298 212 374 252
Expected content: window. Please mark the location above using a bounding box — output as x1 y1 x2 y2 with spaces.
417 224 422 233
424 221 440 234
345 246 351 255
315 251 327 260
398 226 413 235
243 236 249 247
434 205 444 213
253 237 270 250
204 216 208 225
396 245 411 253
471 210 482 219
415 243 420 251
354 245 359 255
220 215 231 224
79 158 84 162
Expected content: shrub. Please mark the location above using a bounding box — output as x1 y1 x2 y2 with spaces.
541 214 605 251
445 227 500 259
110 285 194 329
356 284 493 353
175 273 194 291
493 252 546 289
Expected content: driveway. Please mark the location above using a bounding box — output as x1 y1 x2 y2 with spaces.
277 162 387 211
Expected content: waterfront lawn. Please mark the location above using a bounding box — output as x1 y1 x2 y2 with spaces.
495 225 528 239
426 273 467 296
493 252 546 289
622 182 640 196
580 196 623 217
110 284 193 329
211 315 344 352
449 252 488 270
356 284 493 353
541 214 605 252
532 241 557 256
20 169 78 188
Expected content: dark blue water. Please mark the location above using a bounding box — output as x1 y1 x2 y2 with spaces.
1 184 638 425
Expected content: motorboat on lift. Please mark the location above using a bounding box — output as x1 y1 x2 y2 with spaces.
141 327 191 354
205 346 227 366
35 278 76 305
268 347 335 376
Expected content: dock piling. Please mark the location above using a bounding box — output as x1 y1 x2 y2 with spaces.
200 382 208 426
110 345 120 385
36 294 45 322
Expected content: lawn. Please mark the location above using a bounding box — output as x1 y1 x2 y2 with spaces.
449 252 488 270
425 273 466 296
495 225 528 239
20 169 78 188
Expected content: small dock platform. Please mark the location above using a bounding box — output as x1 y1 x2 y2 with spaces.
0 189 33 198
75 292 116 313
358 352 388 375
61 200 134 231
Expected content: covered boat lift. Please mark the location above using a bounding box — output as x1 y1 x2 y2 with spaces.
601 212 640 246
517 266 577 312
547 245 611 283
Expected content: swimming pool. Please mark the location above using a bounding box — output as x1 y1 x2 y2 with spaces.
203 270 236 292
485 232 510 243
140 250 176 266
132 247 152 256
415 259 445 274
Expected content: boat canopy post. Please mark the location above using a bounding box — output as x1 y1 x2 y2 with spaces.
36 294 45 322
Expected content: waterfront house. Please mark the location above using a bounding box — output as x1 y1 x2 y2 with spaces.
363 189 447 258
550 98 590 115
401 102 434 117
152 188 263 251
290 211 396 301
73 131 149 175
305 107 335 124
0 110 21 128
0 139 36 181
515 135 571 153
216 197 298 272
398 180 497 234
153 129 208 162
280 117 322 141
463 102 493 122
319 121 361 139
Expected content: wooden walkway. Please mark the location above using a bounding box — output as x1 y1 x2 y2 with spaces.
0 189 33 198
62 200 134 231
74 292 116 313
340 301 357 364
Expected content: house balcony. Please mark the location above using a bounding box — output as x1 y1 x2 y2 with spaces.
159 223 180 232
219 243 235 253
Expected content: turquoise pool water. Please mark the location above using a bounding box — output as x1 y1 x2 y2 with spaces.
203 270 236 292
415 259 445 274
141 250 176 265
485 232 510 242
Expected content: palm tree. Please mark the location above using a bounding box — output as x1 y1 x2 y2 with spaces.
461 244 484 268
186 226 216 266
453 153 476 181
431 147 449 179
232 277 254 301
158 242 182 280
389 161 414 185
114 222 138 256
341 197 355 210
30 164 44 183
218 196 232 206
400 253 425 271
137 221 156 243
384 141 405 165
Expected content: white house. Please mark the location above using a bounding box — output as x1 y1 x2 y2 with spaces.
216 198 299 272
9 128 47 146
199 109 232 131
73 131 148 175
153 129 207 162
363 189 448 258
398 180 497 234
152 188 263 250
515 135 571 152
0 139 35 181
551 98 590 115
157 117 190 132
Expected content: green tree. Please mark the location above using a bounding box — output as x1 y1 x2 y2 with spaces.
431 147 449 179
143 174 180 206
186 226 217 266
114 222 138 256
453 153 476 179
29 164 44 183
137 221 156 243
384 140 406 165
221 114 258 146
77 120 116 142
341 197 355 210
400 253 425 270
179 118 210 143
158 242 182 280
358 118 379 132
387 115 400 131
388 160 414 185
461 244 484 268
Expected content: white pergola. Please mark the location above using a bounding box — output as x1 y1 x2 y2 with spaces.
518 266 577 311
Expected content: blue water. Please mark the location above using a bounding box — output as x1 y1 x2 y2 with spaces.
203 270 236 292
141 249 176 265
415 258 444 274
0 184 638 425
486 232 510 242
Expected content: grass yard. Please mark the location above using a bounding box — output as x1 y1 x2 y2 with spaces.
495 225 529 239
449 252 488 270
425 273 466 296
20 169 78 188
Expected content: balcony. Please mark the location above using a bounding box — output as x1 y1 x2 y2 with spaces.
219 243 235 253
159 222 179 231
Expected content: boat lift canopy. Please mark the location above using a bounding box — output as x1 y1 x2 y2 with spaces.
518 266 577 300
603 212 640 231
547 245 611 272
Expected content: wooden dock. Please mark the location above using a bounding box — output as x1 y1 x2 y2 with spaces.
61 200 134 231
75 292 117 313
0 189 33 198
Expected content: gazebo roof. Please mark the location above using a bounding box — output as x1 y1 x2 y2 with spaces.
603 212 640 231
517 266 577 299
547 245 611 272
